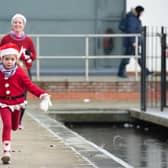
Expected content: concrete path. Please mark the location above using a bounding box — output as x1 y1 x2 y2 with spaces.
0 113 92 168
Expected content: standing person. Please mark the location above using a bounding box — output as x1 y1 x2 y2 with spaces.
103 28 114 55
0 14 36 128
117 5 152 78
0 42 52 164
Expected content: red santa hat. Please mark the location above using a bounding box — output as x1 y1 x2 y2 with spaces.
0 43 20 59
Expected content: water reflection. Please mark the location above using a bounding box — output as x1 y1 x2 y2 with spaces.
66 122 168 168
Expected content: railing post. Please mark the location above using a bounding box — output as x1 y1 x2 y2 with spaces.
141 26 147 111
135 35 139 81
85 36 89 81
160 26 167 111
36 37 40 81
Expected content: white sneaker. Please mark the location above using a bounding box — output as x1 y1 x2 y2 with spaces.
1 152 11 164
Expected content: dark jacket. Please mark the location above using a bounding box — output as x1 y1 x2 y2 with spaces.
124 10 142 48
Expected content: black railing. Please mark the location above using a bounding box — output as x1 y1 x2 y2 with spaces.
161 27 167 111
141 26 168 112
141 26 147 111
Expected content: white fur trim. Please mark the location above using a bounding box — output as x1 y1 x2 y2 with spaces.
3 141 11 151
0 101 27 112
1 48 19 58
40 93 48 99
27 59 32 63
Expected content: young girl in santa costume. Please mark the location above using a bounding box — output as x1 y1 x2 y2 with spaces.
0 13 37 129
0 42 52 164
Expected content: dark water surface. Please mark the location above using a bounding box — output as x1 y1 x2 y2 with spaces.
66 122 168 168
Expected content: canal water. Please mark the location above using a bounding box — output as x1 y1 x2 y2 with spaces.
66 121 168 168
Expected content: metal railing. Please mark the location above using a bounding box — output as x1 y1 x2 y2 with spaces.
0 33 141 81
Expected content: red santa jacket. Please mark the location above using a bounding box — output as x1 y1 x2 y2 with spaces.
0 66 45 105
0 33 36 70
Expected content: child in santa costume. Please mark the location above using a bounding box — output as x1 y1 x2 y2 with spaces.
0 42 52 164
0 13 37 129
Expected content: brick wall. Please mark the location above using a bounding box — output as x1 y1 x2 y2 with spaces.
28 81 141 100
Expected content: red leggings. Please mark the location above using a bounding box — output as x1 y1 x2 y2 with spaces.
0 108 21 141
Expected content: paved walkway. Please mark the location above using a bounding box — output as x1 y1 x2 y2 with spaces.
0 113 91 168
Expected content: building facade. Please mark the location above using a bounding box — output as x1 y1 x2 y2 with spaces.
0 0 125 75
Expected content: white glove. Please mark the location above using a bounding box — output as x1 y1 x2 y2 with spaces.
40 94 52 112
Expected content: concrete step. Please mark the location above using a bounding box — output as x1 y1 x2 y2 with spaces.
48 108 132 123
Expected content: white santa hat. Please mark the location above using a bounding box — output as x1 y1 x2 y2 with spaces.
0 43 20 59
11 13 27 25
